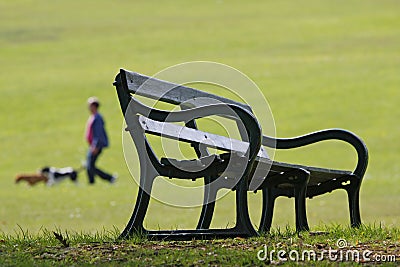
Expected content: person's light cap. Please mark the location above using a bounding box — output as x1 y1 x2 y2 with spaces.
87 96 99 105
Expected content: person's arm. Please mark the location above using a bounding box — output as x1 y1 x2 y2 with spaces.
91 116 104 154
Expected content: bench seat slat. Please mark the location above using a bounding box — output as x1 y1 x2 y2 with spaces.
256 157 352 183
134 115 267 158
160 153 352 190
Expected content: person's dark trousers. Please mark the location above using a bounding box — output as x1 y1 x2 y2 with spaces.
86 148 113 184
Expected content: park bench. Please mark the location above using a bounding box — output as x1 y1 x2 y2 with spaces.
113 69 369 240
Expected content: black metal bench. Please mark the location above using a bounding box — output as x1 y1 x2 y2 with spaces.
113 69 369 240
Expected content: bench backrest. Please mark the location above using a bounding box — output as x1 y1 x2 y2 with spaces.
114 69 268 162
119 69 253 111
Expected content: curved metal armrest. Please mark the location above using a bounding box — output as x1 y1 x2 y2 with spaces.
128 96 262 168
262 129 369 179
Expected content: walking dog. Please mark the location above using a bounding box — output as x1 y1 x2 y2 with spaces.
15 166 80 186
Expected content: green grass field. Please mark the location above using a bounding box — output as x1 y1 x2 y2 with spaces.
0 226 399 266
1 0 399 265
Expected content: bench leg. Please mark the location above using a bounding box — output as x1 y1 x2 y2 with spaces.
119 173 156 239
119 187 150 239
144 175 257 240
231 177 258 236
196 176 218 230
259 169 310 233
346 178 362 227
259 187 277 233
294 169 310 232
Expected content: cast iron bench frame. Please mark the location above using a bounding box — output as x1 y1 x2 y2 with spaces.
113 69 369 240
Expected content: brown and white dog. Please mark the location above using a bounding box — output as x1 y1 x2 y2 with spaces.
15 167 79 186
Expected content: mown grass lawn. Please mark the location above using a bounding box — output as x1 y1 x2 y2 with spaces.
0 0 399 265
1 226 399 266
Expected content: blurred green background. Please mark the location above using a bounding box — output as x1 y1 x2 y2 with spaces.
0 0 399 234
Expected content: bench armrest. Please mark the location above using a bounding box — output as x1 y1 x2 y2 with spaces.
262 129 368 179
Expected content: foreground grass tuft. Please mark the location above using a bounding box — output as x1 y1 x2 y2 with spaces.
1 225 398 266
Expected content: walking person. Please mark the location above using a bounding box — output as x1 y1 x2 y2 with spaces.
85 96 116 184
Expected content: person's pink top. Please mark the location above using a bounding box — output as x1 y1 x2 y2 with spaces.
85 115 95 145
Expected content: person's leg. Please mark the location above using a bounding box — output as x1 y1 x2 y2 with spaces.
92 149 114 182
95 168 113 182
86 149 97 184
